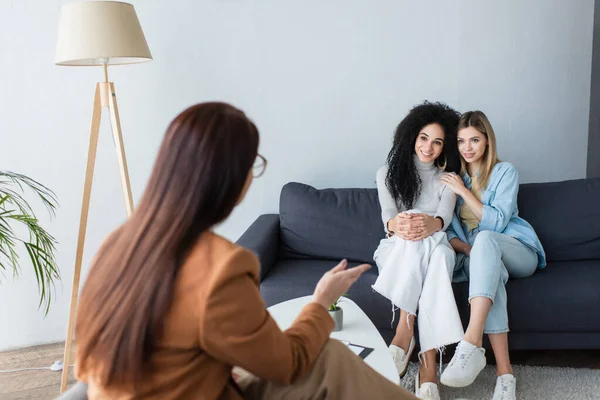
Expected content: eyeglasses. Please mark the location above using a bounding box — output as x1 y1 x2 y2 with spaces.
253 154 267 178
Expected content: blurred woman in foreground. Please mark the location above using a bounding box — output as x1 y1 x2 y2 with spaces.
73 102 417 400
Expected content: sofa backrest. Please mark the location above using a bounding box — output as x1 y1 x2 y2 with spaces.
279 182 383 264
518 177 600 262
279 177 600 264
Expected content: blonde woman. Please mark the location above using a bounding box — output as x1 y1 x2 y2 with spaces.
438 111 546 400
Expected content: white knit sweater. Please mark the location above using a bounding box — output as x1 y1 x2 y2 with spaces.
376 156 456 231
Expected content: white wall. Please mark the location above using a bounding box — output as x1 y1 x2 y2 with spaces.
0 0 593 350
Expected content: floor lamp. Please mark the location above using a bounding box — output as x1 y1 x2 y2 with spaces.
54 1 152 392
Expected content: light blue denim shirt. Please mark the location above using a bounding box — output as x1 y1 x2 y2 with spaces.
447 162 547 268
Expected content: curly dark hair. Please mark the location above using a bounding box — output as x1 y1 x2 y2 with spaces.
386 101 461 210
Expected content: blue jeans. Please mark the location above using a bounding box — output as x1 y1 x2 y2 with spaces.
455 229 538 334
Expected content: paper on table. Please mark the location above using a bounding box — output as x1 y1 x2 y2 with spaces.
348 344 364 356
339 340 374 359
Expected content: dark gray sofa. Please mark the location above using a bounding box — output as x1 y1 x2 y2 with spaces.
238 178 600 350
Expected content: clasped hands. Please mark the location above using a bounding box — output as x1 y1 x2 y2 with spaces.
389 213 442 241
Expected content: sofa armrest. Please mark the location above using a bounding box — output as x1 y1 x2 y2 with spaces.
236 214 280 281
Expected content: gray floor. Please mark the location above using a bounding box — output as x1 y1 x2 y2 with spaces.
400 362 600 400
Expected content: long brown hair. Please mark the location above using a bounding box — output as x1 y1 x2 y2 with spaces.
457 110 499 189
75 102 259 387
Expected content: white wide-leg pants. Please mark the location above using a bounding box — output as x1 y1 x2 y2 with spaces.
372 232 464 356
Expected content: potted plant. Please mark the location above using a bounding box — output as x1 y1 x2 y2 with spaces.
328 294 347 331
0 171 59 315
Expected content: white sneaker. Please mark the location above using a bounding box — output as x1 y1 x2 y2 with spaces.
415 370 440 400
389 337 415 377
492 374 516 400
440 340 486 387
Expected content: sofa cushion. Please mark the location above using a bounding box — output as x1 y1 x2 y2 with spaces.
279 182 384 263
453 260 600 333
262 259 600 345
518 177 600 262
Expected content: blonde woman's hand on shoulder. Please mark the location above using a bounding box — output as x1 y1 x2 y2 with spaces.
440 173 467 196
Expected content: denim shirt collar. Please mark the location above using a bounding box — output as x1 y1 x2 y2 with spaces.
462 173 471 187
455 173 472 211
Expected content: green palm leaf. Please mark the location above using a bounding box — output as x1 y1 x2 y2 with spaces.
0 171 59 315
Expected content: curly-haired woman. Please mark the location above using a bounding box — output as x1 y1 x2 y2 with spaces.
372 101 464 400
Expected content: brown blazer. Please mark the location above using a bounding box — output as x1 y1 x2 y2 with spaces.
76 232 334 399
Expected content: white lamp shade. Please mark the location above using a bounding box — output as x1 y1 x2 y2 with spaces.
55 1 152 66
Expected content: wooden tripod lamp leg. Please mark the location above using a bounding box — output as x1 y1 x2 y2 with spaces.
60 84 103 393
108 83 134 217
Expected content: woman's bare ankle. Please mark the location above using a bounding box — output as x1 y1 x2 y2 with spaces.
391 332 412 352
496 365 513 376
419 365 437 384
464 331 483 348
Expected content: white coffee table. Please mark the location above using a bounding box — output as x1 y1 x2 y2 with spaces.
267 295 399 384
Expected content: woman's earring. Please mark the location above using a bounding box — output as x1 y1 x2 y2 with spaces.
437 154 447 170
